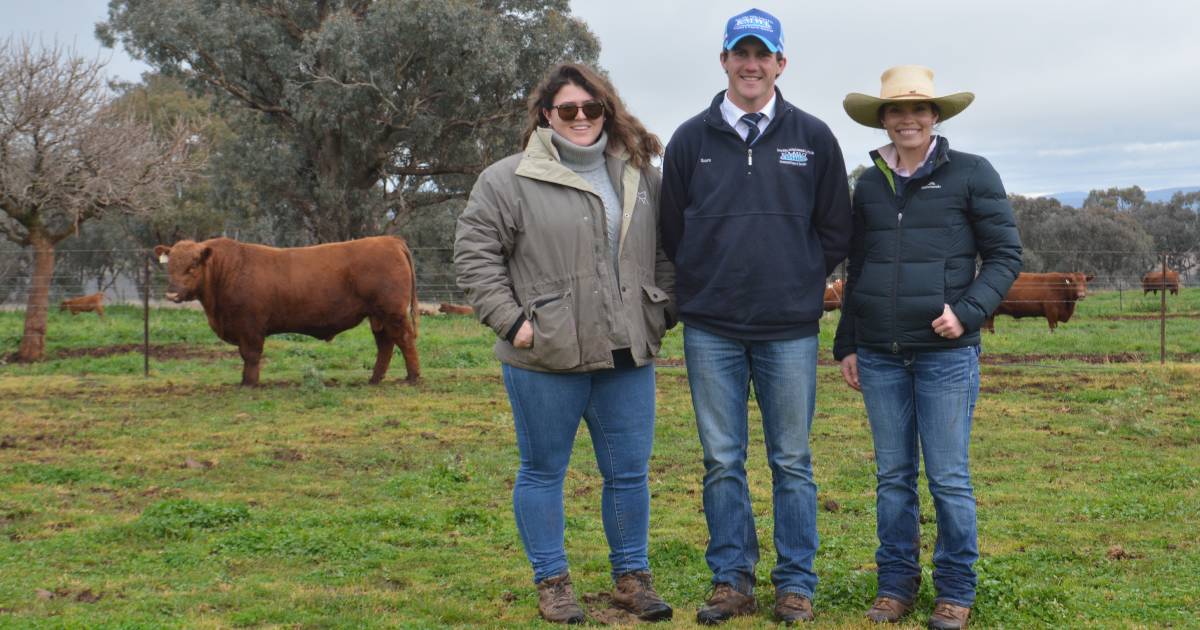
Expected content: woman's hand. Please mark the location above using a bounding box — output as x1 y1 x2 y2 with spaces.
513 320 534 348
932 304 965 339
840 353 861 391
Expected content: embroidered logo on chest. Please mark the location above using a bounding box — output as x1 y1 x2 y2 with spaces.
777 147 814 167
921 181 942 190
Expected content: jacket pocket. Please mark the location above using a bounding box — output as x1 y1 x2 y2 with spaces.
943 258 973 304
640 284 670 353
527 291 580 369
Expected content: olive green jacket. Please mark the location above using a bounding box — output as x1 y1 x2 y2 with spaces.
454 128 676 372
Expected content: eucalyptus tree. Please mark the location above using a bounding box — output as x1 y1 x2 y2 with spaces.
99 0 600 243
1131 192 1200 275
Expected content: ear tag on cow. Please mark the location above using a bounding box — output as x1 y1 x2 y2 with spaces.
159 254 169 264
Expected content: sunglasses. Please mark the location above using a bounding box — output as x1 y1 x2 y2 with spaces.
549 100 606 120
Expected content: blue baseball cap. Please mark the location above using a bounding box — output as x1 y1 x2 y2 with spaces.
723 8 784 53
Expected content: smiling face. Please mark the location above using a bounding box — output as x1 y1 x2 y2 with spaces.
881 101 939 153
544 82 605 147
721 37 786 112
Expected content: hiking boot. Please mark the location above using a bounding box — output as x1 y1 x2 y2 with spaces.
928 601 971 629
536 573 585 624
611 570 673 621
696 583 756 625
774 591 814 624
865 596 914 623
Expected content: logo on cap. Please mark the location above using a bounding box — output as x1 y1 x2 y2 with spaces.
723 8 784 53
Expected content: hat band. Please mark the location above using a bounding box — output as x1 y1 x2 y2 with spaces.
881 91 934 99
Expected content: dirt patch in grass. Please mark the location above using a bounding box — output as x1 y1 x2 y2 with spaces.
983 352 1143 364
1095 313 1200 320
581 592 638 625
48 344 235 361
984 352 1200 364
666 353 1200 368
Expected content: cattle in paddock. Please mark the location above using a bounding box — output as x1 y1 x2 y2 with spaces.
59 292 105 319
1141 270 1180 295
153 236 420 386
438 302 474 316
823 279 844 312
417 302 442 316
984 271 1094 333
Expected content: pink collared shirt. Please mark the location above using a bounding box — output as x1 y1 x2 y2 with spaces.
876 137 939 177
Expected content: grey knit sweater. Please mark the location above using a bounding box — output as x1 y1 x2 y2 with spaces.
551 131 621 275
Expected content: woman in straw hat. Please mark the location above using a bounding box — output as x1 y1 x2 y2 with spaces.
832 65 1022 629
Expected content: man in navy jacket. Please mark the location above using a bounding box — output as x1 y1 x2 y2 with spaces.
659 7 852 625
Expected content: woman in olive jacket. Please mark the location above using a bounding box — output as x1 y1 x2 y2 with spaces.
454 63 675 624
833 66 1021 630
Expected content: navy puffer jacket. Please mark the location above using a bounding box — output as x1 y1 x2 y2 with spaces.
832 137 1022 360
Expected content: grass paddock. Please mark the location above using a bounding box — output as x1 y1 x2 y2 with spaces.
1 291 1198 628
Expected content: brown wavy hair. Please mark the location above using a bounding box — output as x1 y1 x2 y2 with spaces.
522 63 662 169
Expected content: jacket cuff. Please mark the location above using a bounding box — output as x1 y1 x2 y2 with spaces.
504 315 527 342
950 303 983 333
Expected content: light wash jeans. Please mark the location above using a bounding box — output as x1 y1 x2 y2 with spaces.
683 326 819 598
856 345 981 607
502 361 656 583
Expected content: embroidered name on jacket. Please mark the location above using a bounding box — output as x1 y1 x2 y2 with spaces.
921 181 942 190
777 147 814 167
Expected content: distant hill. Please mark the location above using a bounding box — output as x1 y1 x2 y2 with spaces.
1043 186 1200 208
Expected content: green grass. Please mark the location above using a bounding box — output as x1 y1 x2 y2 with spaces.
0 301 1198 628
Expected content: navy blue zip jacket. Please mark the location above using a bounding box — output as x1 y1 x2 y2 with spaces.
660 89 852 340
832 137 1023 360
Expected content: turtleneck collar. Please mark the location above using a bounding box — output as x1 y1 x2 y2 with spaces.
551 130 608 171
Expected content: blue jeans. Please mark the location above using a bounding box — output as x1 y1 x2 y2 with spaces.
683 326 819 598
855 346 980 607
502 362 656 583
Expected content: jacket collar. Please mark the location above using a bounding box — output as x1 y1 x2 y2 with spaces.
705 87 793 134
515 127 630 188
870 136 952 195
514 127 643 249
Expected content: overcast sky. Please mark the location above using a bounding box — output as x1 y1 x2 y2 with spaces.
571 0 1200 196
6 1 1198 196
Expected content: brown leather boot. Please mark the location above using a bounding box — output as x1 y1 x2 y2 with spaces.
611 570 673 621
774 591 814 624
536 573 585 624
696 583 756 625
928 601 971 629
865 596 914 623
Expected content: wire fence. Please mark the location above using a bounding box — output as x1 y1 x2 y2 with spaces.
1 247 1197 370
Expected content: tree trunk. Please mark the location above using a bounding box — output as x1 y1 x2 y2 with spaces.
17 234 56 362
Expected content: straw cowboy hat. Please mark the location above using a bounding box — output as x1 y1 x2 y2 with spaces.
843 65 974 129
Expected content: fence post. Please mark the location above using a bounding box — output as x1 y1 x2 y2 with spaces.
1160 253 1167 365
144 252 150 377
